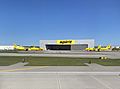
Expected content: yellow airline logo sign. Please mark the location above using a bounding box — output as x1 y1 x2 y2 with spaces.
57 40 75 44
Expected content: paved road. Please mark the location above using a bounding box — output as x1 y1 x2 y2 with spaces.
0 72 120 89
0 51 120 58
0 63 120 72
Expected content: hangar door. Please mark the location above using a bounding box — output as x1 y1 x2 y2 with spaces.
46 44 71 50
71 44 88 50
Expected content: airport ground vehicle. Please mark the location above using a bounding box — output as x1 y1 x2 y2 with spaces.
85 45 111 51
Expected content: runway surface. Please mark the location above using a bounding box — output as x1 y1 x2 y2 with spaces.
0 51 120 89
0 72 120 89
0 63 120 89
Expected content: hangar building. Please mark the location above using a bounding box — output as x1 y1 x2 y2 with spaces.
40 39 94 50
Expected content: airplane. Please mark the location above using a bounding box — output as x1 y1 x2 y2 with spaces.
13 44 26 51
85 45 111 51
14 44 43 51
98 45 111 51
85 47 95 51
85 45 101 51
28 46 43 51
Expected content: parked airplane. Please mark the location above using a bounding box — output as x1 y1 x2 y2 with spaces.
14 44 26 51
85 45 111 51
28 46 43 51
14 44 43 51
99 45 111 51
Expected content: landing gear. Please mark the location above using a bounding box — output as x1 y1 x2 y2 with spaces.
25 49 28 51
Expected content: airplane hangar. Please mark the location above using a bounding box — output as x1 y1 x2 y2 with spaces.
40 39 94 50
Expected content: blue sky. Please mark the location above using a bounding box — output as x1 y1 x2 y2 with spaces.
0 0 120 45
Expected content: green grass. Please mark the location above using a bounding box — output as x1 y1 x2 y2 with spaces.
26 57 120 66
27 57 86 66
0 56 22 66
95 59 120 66
0 56 120 66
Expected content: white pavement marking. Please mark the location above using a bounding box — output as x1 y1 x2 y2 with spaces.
57 73 62 89
90 75 113 89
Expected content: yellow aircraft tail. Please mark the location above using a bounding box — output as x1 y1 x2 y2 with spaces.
106 45 111 49
13 44 17 48
98 45 101 49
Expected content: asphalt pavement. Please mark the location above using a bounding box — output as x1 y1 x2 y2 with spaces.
0 72 120 89
0 51 120 59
